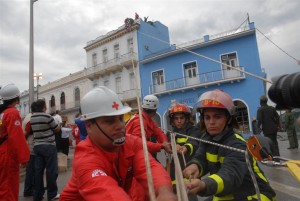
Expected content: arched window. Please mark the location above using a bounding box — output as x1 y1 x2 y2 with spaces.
61 92 65 110
50 95 56 114
75 88 80 107
234 100 250 134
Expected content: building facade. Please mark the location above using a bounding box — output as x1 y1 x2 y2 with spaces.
139 22 266 135
19 17 171 123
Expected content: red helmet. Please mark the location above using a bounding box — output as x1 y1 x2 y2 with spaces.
169 103 191 118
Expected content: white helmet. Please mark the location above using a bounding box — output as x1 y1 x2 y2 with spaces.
0 83 20 101
142 95 159 110
81 86 132 120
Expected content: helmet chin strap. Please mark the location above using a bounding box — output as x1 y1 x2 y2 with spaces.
94 121 125 146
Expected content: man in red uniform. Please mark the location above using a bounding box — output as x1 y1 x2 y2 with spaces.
60 86 177 201
0 83 30 201
126 95 172 155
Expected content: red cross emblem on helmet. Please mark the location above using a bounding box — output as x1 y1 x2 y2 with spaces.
112 101 119 110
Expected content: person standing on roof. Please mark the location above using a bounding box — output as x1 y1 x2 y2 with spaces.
167 103 201 201
126 95 172 158
183 89 276 200
0 83 30 201
60 86 177 201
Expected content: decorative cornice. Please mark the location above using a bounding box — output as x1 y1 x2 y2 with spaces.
84 24 139 52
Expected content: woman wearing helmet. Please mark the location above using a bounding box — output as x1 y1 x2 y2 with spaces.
183 89 276 201
0 84 30 201
126 94 172 157
60 87 176 201
167 103 201 201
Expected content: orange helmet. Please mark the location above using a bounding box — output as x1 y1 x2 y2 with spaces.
195 89 235 115
169 103 191 118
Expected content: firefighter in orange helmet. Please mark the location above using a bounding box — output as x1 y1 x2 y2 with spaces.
183 89 276 201
167 103 201 201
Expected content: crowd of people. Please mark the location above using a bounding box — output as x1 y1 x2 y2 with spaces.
1 83 299 200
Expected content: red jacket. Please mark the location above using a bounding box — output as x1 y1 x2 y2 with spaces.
125 111 167 153
60 135 172 201
0 107 30 201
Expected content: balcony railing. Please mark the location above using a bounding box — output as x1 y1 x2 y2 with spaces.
85 52 138 76
149 67 245 94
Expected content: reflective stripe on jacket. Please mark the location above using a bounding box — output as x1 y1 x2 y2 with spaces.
188 128 276 200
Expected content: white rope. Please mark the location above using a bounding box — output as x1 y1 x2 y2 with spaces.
166 129 262 199
170 132 189 201
138 30 272 84
131 56 156 201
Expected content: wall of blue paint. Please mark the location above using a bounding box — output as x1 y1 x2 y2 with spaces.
137 20 171 60
138 21 266 134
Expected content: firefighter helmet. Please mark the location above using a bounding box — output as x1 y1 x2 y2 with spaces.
195 89 235 115
169 103 191 118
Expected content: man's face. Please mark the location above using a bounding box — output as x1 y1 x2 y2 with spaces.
86 115 125 152
203 109 229 136
144 109 157 118
173 113 187 129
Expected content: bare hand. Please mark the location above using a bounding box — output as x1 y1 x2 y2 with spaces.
177 145 187 154
20 162 27 168
183 164 199 179
185 178 206 195
156 186 177 201
162 142 172 153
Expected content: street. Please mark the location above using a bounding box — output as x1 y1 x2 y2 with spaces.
18 132 300 201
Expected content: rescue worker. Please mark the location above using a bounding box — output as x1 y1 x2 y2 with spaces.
0 83 30 201
167 103 201 201
183 89 276 201
60 86 177 201
126 94 172 157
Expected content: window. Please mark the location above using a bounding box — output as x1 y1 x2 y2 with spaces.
221 53 237 70
115 77 122 93
60 92 65 110
103 49 108 63
129 72 136 89
114 44 119 60
184 62 197 78
152 70 164 85
92 53 97 66
104 80 109 87
127 38 133 53
75 88 80 107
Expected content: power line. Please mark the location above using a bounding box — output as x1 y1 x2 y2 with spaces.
256 28 300 64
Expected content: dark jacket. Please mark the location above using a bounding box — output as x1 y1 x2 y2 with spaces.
168 123 201 183
257 103 279 135
187 128 276 200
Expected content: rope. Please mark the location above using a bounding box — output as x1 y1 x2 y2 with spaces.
138 30 272 84
170 132 189 201
164 129 262 199
245 149 261 201
131 56 156 201
163 129 246 153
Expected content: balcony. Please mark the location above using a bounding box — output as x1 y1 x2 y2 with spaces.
149 67 245 95
86 52 138 79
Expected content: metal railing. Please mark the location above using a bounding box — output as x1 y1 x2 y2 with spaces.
149 67 245 94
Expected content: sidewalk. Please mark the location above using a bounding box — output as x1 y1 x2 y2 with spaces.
18 147 75 201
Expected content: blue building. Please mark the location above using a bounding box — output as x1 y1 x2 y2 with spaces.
138 21 266 135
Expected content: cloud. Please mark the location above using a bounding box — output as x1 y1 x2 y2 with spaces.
0 0 299 91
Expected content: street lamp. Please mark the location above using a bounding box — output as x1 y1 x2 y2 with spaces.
29 0 38 108
34 73 42 100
